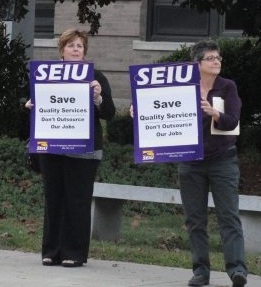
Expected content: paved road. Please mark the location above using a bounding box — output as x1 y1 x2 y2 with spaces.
0 250 260 287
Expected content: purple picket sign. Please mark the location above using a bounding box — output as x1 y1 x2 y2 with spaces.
129 61 203 163
29 60 94 154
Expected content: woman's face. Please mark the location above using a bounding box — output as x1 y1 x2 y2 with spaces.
62 36 85 61
199 50 222 76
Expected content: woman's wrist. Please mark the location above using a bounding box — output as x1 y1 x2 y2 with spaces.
94 95 103 106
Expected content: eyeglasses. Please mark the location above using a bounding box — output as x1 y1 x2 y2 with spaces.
201 56 223 62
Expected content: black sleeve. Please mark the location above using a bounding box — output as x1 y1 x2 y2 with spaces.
94 69 116 120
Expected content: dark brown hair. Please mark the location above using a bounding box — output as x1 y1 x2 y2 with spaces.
190 40 220 61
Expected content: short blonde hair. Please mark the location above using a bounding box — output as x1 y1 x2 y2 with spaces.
58 28 88 57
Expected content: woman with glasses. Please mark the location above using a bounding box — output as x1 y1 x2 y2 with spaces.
178 40 248 287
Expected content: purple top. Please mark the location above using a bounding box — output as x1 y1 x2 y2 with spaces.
202 76 241 160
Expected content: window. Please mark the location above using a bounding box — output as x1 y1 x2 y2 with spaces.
223 2 244 35
145 0 243 42
34 0 54 38
147 0 211 42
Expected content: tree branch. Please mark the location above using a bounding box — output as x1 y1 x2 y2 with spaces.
55 0 116 35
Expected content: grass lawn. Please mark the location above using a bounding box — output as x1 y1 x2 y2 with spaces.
1 206 260 276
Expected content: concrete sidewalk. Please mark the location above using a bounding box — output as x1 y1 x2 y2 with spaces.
0 250 260 287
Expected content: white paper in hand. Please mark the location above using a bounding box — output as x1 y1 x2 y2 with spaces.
211 97 240 135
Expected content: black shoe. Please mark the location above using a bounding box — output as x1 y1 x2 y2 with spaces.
231 271 247 287
188 274 209 286
42 258 60 266
61 259 83 267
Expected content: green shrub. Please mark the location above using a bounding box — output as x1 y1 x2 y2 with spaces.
0 137 43 219
0 136 259 221
0 137 179 220
238 125 261 153
106 112 133 145
0 26 30 139
219 38 261 127
157 44 191 63
97 142 179 188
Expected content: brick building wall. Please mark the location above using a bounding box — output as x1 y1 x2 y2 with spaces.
33 0 178 109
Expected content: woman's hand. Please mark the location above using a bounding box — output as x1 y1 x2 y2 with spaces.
25 99 34 109
129 104 134 118
201 98 220 122
91 80 102 106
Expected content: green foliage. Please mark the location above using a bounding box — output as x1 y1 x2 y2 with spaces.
0 219 42 252
157 44 191 63
0 137 178 221
219 38 261 126
0 135 259 222
0 137 44 219
0 0 28 22
0 3 31 139
238 125 261 153
0 136 178 220
0 28 30 138
97 142 179 188
106 112 133 145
